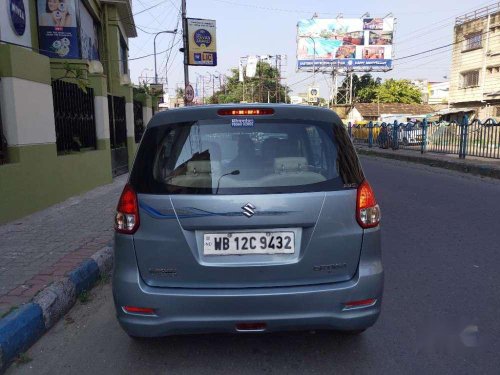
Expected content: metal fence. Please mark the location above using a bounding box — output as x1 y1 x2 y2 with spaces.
348 116 500 159
108 95 129 176
133 100 144 143
52 80 97 154
0 103 7 165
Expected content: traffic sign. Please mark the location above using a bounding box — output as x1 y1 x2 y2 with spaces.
185 84 194 103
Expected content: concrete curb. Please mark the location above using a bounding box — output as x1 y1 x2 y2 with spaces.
0 246 113 372
356 147 500 180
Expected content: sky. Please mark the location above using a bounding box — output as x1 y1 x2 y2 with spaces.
128 0 495 101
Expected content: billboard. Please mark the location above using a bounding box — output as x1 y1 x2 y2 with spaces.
297 17 394 71
246 56 258 78
37 0 80 58
187 18 217 66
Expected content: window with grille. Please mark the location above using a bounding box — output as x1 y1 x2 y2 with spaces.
463 33 482 51
460 70 480 88
119 36 128 75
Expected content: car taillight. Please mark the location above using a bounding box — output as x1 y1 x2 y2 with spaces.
217 108 274 116
356 180 380 229
115 184 140 234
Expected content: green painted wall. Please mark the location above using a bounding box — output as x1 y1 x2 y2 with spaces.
0 45 50 84
0 2 137 224
28 0 39 49
103 6 133 102
0 143 112 224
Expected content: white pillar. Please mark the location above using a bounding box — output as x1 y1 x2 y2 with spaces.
0 77 56 146
94 96 110 141
125 101 134 139
143 106 153 125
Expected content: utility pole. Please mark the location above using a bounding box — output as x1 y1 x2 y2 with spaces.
181 0 189 105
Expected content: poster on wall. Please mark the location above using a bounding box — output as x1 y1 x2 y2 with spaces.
187 18 217 66
37 0 80 58
79 2 98 60
296 17 394 71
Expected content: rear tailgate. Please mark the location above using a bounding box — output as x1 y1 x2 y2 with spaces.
133 191 362 288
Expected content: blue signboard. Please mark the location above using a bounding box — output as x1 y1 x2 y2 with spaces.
37 0 80 59
9 0 26 36
297 59 392 70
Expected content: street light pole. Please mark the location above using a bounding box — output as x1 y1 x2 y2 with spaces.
181 0 190 105
153 30 177 84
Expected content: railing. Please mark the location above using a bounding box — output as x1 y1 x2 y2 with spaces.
133 100 144 143
0 103 7 165
348 116 500 159
52 80 97 154
455 2 500 26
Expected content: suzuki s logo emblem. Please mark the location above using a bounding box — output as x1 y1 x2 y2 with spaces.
241 203 256 218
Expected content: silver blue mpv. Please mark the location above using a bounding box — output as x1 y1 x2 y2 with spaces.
112 104 383 338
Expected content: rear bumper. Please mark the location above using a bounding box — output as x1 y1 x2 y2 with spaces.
112 229 383 337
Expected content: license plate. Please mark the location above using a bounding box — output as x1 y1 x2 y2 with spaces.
203 232 295 255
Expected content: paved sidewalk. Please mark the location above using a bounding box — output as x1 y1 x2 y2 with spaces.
355 145 500 179
0 176 127 316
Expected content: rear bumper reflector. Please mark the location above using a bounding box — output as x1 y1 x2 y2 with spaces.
123 306 156 315
343 298 377 310
235 322 267 332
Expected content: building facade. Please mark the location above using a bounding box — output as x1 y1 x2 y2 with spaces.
0 0 154 224
347 103 437 123
412 80 450 106
449 3 500 118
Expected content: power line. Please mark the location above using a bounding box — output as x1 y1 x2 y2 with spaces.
394 28 495 62
128 4 179 56
160 10 182 77
136 0 168 29
110 1 166 21
288 74 316 87
208 0 460 16
167 0 180 12
396 0 499 41
127 42 181 62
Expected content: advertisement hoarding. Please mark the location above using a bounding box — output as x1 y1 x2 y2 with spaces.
297 17 394 71
187 18 217 66
245 56 258 78
37 0 80 58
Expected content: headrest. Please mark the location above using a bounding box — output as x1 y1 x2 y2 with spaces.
274 157 308 173
187 160 212 174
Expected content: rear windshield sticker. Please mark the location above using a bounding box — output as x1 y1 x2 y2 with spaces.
231 118 254 127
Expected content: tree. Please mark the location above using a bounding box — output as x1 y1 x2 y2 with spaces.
208 61 289 104
335 73 381 104
357 79 422 104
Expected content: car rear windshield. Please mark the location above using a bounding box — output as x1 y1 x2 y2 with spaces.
130 119 364 195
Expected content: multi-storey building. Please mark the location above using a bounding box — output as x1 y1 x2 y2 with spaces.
449 3 500 118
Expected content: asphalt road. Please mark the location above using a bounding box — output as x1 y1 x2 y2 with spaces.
8 156 500 375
